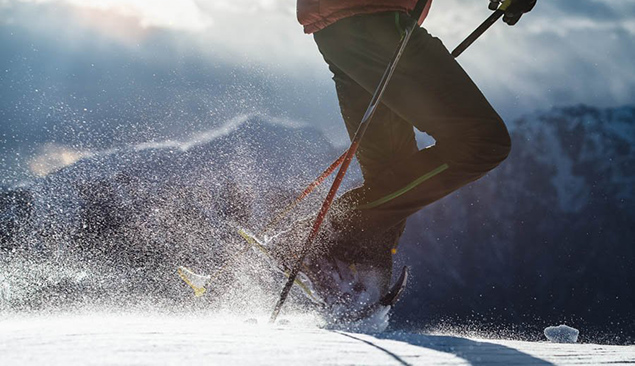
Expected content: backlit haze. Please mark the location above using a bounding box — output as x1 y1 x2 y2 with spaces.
1 0 634 180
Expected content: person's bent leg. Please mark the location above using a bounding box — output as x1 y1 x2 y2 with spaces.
314 12 511 241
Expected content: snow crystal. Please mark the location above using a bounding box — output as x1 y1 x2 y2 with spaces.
0 278 10 307
544 324 579 343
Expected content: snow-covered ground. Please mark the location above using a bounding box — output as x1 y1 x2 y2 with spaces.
0 313 633 366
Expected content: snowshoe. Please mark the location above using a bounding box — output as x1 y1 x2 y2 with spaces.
238 228 326 307
238 227 409 330
176 225 409 332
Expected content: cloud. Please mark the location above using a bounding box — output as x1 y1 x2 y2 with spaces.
1 0 319 77
525 1 635 37
421 0 635 116
1 0 633 137
8 0 214 32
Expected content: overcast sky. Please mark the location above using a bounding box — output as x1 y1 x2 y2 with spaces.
1 0 634 179
3 0 634 116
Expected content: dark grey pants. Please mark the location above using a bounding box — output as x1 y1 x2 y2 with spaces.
314 12 511 268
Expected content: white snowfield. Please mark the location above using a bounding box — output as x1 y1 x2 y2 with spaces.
0 314 633 366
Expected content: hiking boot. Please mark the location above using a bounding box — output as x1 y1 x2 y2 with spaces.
265 218 391 310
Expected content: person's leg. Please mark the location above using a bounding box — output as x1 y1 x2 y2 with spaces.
329 62 419 184
325 60 417 282
314 12 511 259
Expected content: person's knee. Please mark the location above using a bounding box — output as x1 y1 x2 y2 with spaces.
449 116 512 173
485 116 512 166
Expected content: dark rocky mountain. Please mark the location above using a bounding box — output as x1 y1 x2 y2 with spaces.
396 105 634 343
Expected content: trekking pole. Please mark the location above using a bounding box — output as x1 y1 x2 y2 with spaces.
184 1 510 299
264 0 511 237
260 0 512 239
451 0 511 57
260 150 346 237
269 0 433 323
264 0 511 236
269 0 516 322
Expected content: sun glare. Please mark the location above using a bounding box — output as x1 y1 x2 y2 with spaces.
21 0 213 34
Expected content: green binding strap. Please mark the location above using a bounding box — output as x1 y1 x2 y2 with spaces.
395 12 406 39
358 163 450 209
